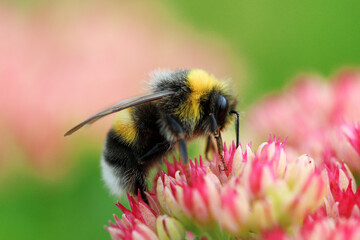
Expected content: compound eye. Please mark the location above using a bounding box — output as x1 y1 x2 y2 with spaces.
216 95 229 128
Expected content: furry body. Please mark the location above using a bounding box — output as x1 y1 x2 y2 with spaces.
100 69 237 199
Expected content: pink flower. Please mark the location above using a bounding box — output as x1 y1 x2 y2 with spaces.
215 138 324 235
107 193 158 239
342 122 360 155
108 138 327 239
261 227 289 240
246 70 360 175
319 153 360 218
156 161 222 228
243 69 360 239
300 217 360 240
156 215 185 240
261 217 360 240
107 220 158 240
220 181 250 235
335 122 360 172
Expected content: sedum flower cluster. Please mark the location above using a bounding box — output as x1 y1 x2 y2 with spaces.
106 70 360 239
106 138 360 239
247 70 360 174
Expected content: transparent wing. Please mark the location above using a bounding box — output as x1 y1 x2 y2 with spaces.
64 90 175 136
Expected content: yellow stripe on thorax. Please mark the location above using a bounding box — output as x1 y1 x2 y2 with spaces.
176 69 226 124
112 108 137 144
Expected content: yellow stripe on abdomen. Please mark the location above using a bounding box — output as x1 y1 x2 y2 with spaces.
112 108 137 144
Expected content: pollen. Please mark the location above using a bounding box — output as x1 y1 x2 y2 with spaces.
113 108 137 144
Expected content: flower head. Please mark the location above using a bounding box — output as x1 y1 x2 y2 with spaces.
318 153 360 219
246 70 360 175
300 216 360 240
335 122 360 173
342 122 360 155
105 68 360 240
156 215 185 240
261 217 360 240
107 137 330 239
106 193 158 240
240 69 360 240
157 159 222 228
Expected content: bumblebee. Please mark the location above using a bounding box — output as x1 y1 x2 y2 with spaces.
65 69 239 200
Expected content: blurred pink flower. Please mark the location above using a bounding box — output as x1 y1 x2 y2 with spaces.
262 217 360 240
108 138 328 239
300 217 360 240
342 122 360 156
245 72 360 239
246 70 360 175
335 122 360 172
0 1 237 172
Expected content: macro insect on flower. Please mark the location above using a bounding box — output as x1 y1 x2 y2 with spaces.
65 69 239 200
107 138 331 239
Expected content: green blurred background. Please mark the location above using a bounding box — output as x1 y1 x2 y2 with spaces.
1 0 360 239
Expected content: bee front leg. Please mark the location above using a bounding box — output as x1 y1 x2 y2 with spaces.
230 110 240 148
208 113 227 171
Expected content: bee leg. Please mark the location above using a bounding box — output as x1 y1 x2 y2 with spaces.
165 115 189 163
178 138 191 184
230 110 240 148
205 135 216 160
138 143 163 164
134 172 148 203
215 131 227 171
209 113 227 171
166 115 191 182
178 138 189 164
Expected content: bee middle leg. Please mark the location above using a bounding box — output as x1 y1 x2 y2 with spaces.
138 142 163 164
205 135 217 160
133 172 148 202
165 115 189 163
165 115 191 182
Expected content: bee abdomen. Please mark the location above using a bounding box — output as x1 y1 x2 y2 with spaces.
112 108 138 145
101 130 146 196
101 155 127 196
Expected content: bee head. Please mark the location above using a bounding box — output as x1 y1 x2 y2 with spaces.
159 69 238 132
214 95 229 129
206 91 237 131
